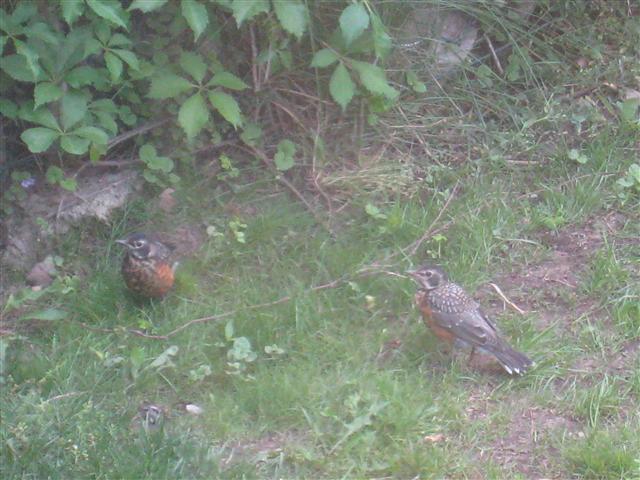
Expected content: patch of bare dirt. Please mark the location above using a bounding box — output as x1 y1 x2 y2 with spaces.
487 406 581 478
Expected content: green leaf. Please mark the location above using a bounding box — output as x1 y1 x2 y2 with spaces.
339 3 369 46
273 0 307 39
65 66 101 88
178 93 210 139
129 0 168 12
14 39 42 80
148 73 193 99
0 54 40 82
21 308 68 321
61 0 85 26
46 166 65 184
240 123 262 146
0 98 18 118
329 63 355 111
34 82 63 108
60 177 78 191
112 49 140 70
148 154 174 173
73 126 109 144
181 0 209 41
87 0 128 30
60 134 91 155
61 91 88 130
0 36 6 56
406 70 426 93
208 91 243 128
139 143 157 163
180 51 207 83
108 33 131 47
274 139 296 171
11 2 38 24
19 104 60 129
619 98 640 123
352 61 398 100
225 320 234 340
21 128 60 153
371 12 392 60
311 48 338 68
207 71 249 90
104 51 123 81
230 0 269 26
629 164 640 183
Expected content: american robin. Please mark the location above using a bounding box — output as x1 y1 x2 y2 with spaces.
407 264 533 375
116 233 176 298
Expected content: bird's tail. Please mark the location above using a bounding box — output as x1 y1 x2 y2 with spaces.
489 340 533 375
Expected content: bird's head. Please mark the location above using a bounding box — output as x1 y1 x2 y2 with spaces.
116 233 154 260
407 264 448 290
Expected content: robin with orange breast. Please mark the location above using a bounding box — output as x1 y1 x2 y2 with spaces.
408 264 533 375
116 233 176 298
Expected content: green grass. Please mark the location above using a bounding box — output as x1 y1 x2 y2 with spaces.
2 3 640 478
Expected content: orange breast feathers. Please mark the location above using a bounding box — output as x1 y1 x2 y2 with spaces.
414 290 457 344
149 262 175 296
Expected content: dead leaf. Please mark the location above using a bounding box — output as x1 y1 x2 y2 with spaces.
423 433 445 443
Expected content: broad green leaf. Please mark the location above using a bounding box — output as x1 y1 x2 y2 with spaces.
240 123 262 146
178 93 210 139
61 91 88 130
208 91 243 128
352 61 398 100
147 154 174 173
371 12 391 60
230 0 269 27
34 82 63 108
46 165 65 183
311 48 338 68
73 126 109 144
139 143 157 163
14 39 42 80
181 0 209 41
0 54 40 82
24 23 60 45
108 33 132 47
84 37 104 57
21 128 60 153
112 49 140 70
61 0 85 26
60 134 91 154
21 308 67 321
94 111 118 135
274 139 296 171
329 63 355 111
65 66 101 88
60 177 78 191
87 0 128 30
105 51 123 81
180 51 207 83
619 98 640 123
19 104 60 129
273 0 307 39
129 0 168 12
0 98 18 118
148 73 193 99
207 71 248 90
0 36 6 55
339 3 369 46
406 70 426 93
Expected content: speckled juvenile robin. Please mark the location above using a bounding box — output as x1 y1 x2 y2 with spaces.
408 264 533 375
116 233 176 298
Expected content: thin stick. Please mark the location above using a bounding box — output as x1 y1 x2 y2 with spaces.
484 34 504 75
488 282 527 314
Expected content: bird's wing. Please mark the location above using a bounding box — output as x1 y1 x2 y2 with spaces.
431 308 501 350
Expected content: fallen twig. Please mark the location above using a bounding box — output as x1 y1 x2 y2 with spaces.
488 282 527 315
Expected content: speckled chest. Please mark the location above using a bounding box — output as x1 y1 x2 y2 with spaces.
425 282 476 314
121 255 174 298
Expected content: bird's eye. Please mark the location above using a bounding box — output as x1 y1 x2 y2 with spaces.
133 240 144 248
425 271 433 277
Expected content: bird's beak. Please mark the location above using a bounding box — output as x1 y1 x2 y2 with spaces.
115 239 129 247
406 269 418 278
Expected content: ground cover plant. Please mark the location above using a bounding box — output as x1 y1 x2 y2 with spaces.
1 1 639 478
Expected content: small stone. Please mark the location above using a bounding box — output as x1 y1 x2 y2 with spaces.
26 255 57 287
